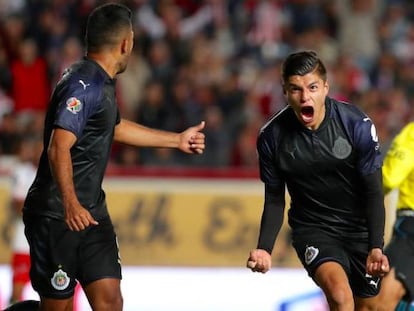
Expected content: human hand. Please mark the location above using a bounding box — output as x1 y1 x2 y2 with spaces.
366 248 389 277
64 201 99 231
179 121 206 154
246 249 272 273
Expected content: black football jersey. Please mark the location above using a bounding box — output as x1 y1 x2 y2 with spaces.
24 58 120 220
258 97 382 238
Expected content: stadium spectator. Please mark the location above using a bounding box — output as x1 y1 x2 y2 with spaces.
336 0 382 72
136 0 212 41
0 0 412 172
8 135 42 304
10 38 49 113
116 44 151 119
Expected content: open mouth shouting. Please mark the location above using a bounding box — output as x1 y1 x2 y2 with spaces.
300 106 314 125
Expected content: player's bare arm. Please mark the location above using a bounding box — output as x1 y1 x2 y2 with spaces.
48 128 98 231
114 119 206 154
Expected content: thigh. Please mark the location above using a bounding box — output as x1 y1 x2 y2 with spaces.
23 214 79 299
77 217 122 287
374 268 405 310
314 261 351 292
314 261 354 310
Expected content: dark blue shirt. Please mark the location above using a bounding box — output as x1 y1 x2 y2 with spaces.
258 97 382 239
24 58 120 220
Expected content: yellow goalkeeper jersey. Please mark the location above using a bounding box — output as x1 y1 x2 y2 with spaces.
382 122 414 210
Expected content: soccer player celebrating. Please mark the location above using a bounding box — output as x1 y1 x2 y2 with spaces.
19 3 205 311
247 50 389 311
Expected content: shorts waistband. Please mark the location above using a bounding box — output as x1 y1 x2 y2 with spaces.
397 209 414 217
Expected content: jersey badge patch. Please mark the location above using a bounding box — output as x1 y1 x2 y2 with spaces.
304 246 319 265
51 268 70 290
333 137 352 159
66 97 82 114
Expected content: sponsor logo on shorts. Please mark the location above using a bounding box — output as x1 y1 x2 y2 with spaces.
66 97 82 114
304 246 319 265
51 268 70 290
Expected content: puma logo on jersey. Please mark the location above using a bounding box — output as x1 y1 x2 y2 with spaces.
79 80 90 90
288 148 296 159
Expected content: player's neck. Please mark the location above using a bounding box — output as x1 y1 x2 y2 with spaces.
86 51 118 78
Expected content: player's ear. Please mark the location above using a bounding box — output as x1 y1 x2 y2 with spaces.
120 30 133 55
324 80 329 95
120 38 128 54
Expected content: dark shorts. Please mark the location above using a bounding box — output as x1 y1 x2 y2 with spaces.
23 214 122 299
384 216 414 300
291 227 381 298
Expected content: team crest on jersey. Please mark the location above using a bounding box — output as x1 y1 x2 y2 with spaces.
51 268 70 290
332 137 352 159
304 246 319 265
66 97 82 114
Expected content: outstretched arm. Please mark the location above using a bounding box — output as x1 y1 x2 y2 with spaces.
114 119 206 154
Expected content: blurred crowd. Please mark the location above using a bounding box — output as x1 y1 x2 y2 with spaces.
0 0 414 170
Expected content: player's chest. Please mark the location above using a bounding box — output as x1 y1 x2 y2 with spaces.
278 123 355 174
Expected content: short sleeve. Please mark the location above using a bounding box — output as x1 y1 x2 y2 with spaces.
54 88 99 138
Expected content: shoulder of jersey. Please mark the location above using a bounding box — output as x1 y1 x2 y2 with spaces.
63 60 106 95
260 105 292 133
330 98 368 123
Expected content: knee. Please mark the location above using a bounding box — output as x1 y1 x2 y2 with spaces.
88 291 124 311
94 292 123 311
324 284 354 308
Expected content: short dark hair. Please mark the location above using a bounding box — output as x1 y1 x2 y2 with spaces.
281 50 327 83
85 3 132 53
